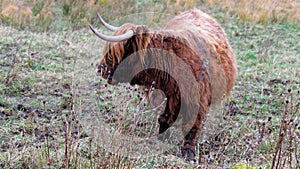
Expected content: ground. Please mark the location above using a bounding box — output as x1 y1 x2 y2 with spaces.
0 2 300 169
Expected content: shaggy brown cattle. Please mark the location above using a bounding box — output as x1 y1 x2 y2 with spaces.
89 9 237 161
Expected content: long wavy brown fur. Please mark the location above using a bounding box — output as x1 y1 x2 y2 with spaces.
98 8 237 161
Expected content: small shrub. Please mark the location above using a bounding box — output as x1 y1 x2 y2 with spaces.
34 0 54 31
32 1 44 16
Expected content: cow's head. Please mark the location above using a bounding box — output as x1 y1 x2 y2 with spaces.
89 13 151 84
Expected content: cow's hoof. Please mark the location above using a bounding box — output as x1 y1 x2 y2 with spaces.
181 144 195 162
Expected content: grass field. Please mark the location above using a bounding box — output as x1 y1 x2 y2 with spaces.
0 0 300 168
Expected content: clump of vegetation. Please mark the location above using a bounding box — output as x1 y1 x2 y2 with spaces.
0 1 32 28
0 0 54 31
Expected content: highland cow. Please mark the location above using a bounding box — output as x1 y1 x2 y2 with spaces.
89 9 237 161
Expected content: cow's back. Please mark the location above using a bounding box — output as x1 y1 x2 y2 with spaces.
165 9 237 102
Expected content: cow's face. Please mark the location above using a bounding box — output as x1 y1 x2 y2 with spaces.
98 41 140 84
98 37 135 84
98 57 114 84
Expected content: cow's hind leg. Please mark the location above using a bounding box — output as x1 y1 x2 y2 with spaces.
181 111 204 162
181 114 202 162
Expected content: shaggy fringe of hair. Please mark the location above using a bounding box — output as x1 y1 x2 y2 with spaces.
102 9 237 106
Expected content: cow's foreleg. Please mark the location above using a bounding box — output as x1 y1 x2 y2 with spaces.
158 94 181 140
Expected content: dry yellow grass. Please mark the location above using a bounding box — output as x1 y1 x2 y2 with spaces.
0 1 32 27
35 0 54 31
203 0 300 23
0 0 54 29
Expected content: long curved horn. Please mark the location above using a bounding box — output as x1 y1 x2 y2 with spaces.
97 12 118 31
89 24 134 42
